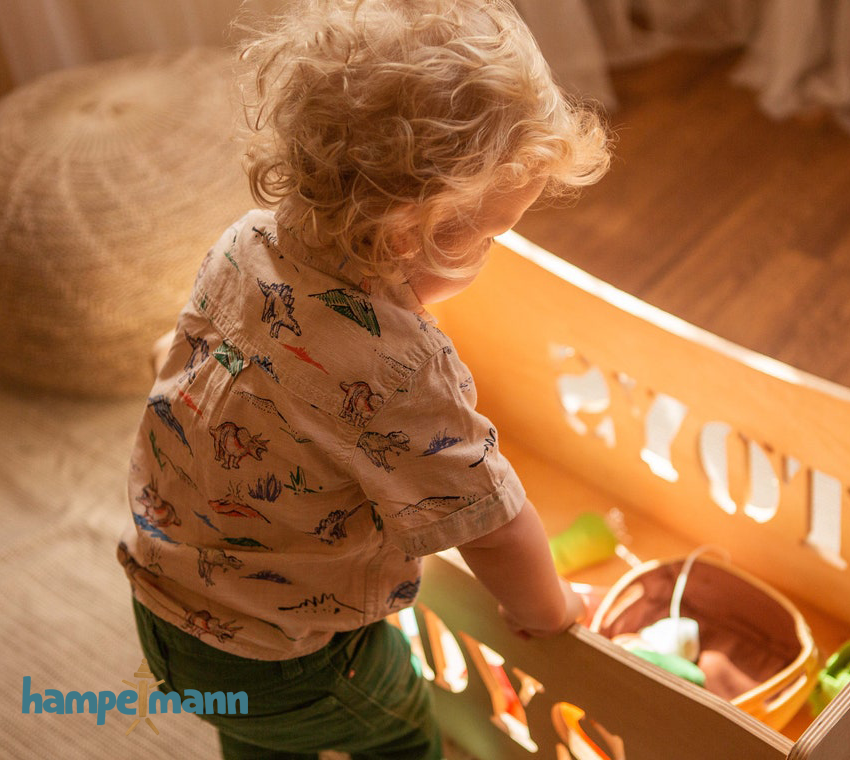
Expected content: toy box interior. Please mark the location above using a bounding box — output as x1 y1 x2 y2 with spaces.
406 231 850 760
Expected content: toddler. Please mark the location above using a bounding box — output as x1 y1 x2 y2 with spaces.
118 1 610 757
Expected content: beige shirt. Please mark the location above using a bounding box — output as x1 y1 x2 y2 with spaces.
118 209 525 660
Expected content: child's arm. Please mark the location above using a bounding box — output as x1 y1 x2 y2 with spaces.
151 329 176 377
458 499 585 638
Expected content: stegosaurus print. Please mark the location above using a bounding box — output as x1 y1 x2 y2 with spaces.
258 278 301 338
278 593 363 616
307 503 363 545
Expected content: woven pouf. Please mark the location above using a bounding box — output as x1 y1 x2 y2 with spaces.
0 48 254 397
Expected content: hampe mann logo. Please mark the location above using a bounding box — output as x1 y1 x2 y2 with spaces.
22 658 248 735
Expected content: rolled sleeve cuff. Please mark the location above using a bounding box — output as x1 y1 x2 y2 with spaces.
394 466 526 557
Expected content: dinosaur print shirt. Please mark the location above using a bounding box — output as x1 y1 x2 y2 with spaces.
118 209 526 660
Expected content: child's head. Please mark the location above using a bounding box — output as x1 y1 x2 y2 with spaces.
238 0 610 285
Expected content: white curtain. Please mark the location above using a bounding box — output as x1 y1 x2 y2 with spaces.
2 0 849 131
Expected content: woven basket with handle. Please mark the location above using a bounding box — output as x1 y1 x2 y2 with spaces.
589 555 819 730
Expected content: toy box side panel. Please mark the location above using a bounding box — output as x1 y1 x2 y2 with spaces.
789 684 850 759
418 554 792 760
428 234 850 625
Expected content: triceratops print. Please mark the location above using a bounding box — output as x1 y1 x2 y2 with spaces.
196 547 243 586
135 479 182 527
182 608 242 642
356 431 410 471
257 278 301 338
339 381 384 426
209 421 269 469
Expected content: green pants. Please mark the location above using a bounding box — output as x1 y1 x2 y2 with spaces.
132 598 442 759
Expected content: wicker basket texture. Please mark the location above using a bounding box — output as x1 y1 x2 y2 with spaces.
590 557 820 730
0 47 253 397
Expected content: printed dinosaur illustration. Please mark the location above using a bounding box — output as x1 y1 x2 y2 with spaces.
178 390 203 416
283 466 320 494
133 513 180 544
339 381 384 426
386 579 420 607
148 430 197 489
388 495 467 520
281 342 328 374
247 473 283 502
376 352 414 377
213 340 245 377
196 547 243 586
209 421 269 469
232 390 310 442
208 483 271 522
135 479 182 527
243 570 291 584
308 503 364 545
222 228 239 270
250 354 281 383
369 501 383 531
116 541 161 584
421 429 462 456
309 288 381 336
147 395 192 454
182 608 242 643
222 536 272 551
180 331 209 383
469 426 497 468
193 510 221 532
258 278 302 337
252 225 279 250
278 593 364 616
356 431 410 471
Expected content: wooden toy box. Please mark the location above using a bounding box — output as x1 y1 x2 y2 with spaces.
405 232 850 760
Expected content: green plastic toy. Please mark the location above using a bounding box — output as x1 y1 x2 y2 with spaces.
549 511 620 577
630 648 707 687
809 640 850 716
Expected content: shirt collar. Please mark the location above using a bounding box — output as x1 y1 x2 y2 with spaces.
277 223 437 325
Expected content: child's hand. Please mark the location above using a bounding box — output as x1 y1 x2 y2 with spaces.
498 578 587 640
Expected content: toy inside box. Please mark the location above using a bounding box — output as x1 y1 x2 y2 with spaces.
402 232 850 760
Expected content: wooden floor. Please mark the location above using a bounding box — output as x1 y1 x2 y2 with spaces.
515 50 850 389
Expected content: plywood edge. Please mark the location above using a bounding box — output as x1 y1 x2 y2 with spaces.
789 684 850 760
495 230 850 404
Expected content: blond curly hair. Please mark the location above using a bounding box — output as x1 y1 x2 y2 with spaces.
237 0 610 281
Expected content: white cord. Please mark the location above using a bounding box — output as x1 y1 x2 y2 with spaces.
670 545 731 620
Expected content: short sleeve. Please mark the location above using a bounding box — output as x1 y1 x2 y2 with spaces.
349 345 526 556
